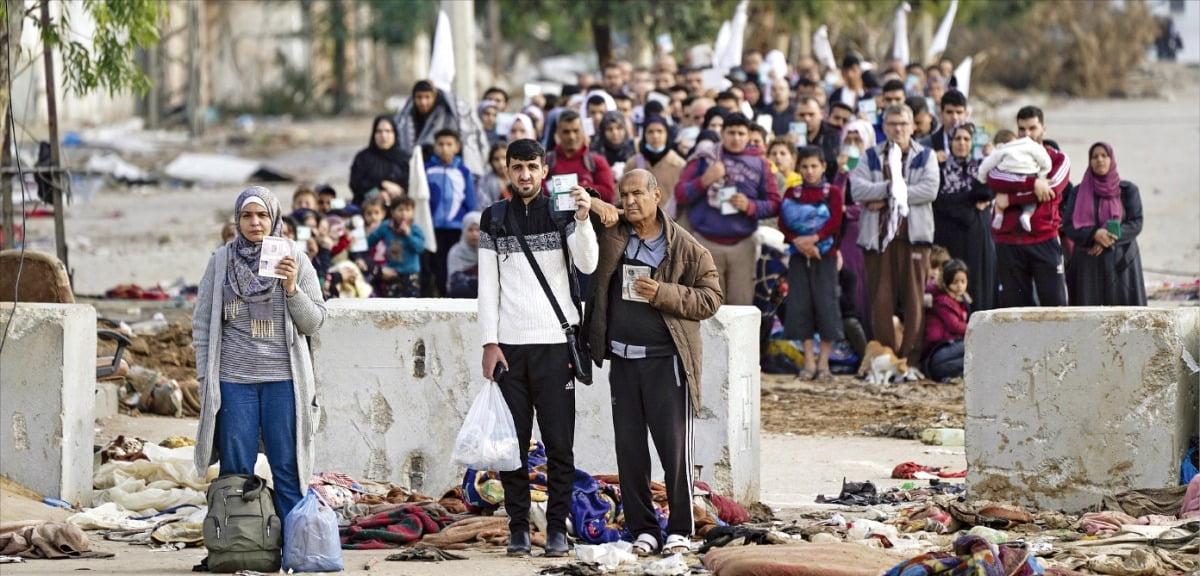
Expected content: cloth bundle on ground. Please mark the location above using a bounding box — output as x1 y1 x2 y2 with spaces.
891 462 967 480
1100 483 1191 519
780 199 833 255
418 516 547 550
0 521 114 559
307 471 367 509
338 502 454 549
882 534 1041 576
817 478 879 506
703 541 907 576
123 367 200 417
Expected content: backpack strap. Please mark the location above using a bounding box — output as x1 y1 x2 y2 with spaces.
487 199 510 240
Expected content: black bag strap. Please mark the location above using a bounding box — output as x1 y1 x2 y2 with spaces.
506 207 572 333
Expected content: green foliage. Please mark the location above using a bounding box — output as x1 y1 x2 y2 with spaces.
365 0 439 46
19 0 167 96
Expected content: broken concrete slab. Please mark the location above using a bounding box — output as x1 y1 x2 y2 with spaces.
965 307 1200 513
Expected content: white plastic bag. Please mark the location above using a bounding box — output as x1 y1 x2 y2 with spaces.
451 381 521 471
282 490 343 572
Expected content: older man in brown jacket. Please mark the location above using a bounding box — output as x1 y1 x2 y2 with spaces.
583 168 722 557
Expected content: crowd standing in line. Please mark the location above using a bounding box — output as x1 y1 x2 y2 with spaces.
204 45 1150 560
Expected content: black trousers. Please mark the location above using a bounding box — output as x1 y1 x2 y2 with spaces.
419 228 463 297
611 354 694 538
497 343 575 535
995 238 1067 308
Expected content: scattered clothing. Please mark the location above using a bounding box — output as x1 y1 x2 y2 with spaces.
0 522 114 559
339 503 454 549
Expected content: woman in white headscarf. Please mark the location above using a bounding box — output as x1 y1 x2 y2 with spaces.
833 119 878 339
446 211 482 298
193 186 327 530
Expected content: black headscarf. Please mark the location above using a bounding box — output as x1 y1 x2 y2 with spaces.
703 106 731 132
348 115 410 205
638 116 674 167
594 111 636 166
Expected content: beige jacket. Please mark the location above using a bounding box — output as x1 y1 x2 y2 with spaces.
584 209 723 414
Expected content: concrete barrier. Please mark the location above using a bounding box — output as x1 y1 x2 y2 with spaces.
0 303 97 506
965 307 1199 512
311 299 762 504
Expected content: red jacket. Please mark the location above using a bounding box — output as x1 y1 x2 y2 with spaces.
986 144 1071 245
923 288 969 358
544 143 616 203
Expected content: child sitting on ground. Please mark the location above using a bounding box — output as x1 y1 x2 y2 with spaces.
779 146 845 381
292 185 319 213
925 245 951 308
923 259 971 382
977 129 1051 232
367 196 425 297
446 211 481 298
329 260 373 299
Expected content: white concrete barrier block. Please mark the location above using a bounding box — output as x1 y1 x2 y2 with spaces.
0 303 97 506
311 300 761 504
965 307 1199 512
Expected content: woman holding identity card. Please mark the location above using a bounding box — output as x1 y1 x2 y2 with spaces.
1061 142 1146 306
193 186 328 531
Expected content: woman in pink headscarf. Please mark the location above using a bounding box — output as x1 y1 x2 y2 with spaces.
1062 142 1145 306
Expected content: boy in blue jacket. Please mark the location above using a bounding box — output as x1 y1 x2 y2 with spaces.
425 128 477 296
367 196 425 297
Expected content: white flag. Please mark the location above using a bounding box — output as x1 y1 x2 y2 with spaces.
713 0 749 75
408 146 437 253
953 56 972 99
927 0 959 61
892 2 912 64
429 10 455 93
813 25 837 72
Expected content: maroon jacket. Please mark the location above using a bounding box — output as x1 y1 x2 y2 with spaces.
986 144 1070 245
923 288 969 358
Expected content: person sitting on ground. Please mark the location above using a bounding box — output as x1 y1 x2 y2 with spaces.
354 196 388 282
329 260 373 299
977 129 1051 232
925 245 951 307
292 185 318 213
446 211 481 298
366 196 425 298
923 259 970 382
349 115 410 206
293 209 332 286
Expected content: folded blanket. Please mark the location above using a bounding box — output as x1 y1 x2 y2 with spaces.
339 503 454 549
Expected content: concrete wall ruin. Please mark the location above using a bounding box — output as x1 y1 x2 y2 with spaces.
310 299 762 505
0 303 97 506
965 307 1199 513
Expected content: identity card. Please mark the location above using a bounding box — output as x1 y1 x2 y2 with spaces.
258 236 290 279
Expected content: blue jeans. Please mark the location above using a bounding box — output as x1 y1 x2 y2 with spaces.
216 380 302 527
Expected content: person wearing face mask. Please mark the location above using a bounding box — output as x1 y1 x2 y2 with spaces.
629 116 685 218
193 186 327 548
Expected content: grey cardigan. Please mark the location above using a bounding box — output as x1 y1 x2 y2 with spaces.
192 242 327 480
850 139 940 252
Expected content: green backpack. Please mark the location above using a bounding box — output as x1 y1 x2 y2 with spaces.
203 474 283 573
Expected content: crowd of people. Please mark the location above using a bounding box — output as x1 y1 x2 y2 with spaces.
238 47 1144 385
202 46 1148 561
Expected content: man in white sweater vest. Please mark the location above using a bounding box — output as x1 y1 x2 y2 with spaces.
478 138 599 558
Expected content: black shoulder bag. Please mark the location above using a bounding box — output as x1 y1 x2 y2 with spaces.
505 206 593 385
